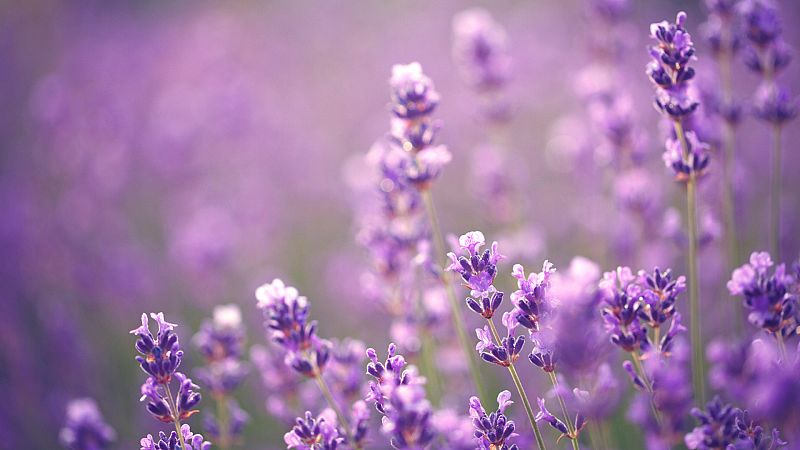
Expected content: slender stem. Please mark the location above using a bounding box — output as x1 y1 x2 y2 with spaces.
419 327 443 405
629 352 663 428
775 333 788 364
770 124 782 260
673 120 706 404
486 319 547 450
420 189 488 402
549 371 580 450
314 373 358 448
164 382 188 450
215 395 231 450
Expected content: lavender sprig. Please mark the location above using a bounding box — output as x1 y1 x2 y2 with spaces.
647 10 707 403
130 313 205 450
448 231 548 449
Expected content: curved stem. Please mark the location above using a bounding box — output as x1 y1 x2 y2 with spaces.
314 373 360 449
629 352 663 429
164 382 188 450
770 124 782 260
487 319 547 450
548 371 580 450
673 120 706 404
421 189 488 402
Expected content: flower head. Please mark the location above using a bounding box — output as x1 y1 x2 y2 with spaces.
59 398 116 450
469 391 519 450
131 312 183 383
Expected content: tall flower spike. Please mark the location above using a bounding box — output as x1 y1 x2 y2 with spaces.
452 8 511 92
59 398 116 450
469 391 520 450
510 261 556 332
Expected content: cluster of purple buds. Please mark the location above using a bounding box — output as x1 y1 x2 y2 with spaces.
451 8 511 92
131 312 183 384
727 252 799 338
139 372 202 423
703 0 741 55
193 305 249 395
510 261 556 332
600 267 687 355
662 129 710 182
386 63 452 189
468 391 519 450
140 424 211 450
59 398 116 450
475 313 525 367
256 279 332 378
446 231 505 303
284 410 344 450
647 12 699 119
685 396 786 450
365 344 435 448
738 0 797 124
131 313 202 424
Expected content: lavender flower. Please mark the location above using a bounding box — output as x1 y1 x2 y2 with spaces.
647 12 699 119
386 63 452 189
662 129 710 182
284 410 344 450
365 344 435 448
600 266 687 355
685 397 746 449
59 398 116 450
452 8 511 92
475 312 525 367
469 391 519 450
131 312 183 384
753 83 797 125
140 424 211 450
446 231 505 297
727 252 799 338
534 397 569 436
256 279 332 377
510 261 556 332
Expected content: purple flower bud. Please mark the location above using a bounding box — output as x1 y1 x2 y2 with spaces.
469 392 519 450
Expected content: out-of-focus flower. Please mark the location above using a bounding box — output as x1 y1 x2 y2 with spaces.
59 398 116 450
452 8 511 92
727 251 799 339
139 424 211 450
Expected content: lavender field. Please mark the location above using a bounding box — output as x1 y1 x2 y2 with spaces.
2 0 800 449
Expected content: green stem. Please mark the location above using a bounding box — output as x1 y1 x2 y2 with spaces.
164 382 188 450
314 373 358 448
419 327 443 406
629 352 663 428
770 124 782 260
548 371 580 450
673 120 706 404
215 395 231 450
420 189 488 402
487 319 547 450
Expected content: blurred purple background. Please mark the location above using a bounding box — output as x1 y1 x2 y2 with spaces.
1 1 798 449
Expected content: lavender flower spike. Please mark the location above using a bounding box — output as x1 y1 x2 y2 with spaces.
469 391 520 450
535 398 569 436
59 398 116 450
446 231 505 297
130 312 183 383
452 8 511 92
